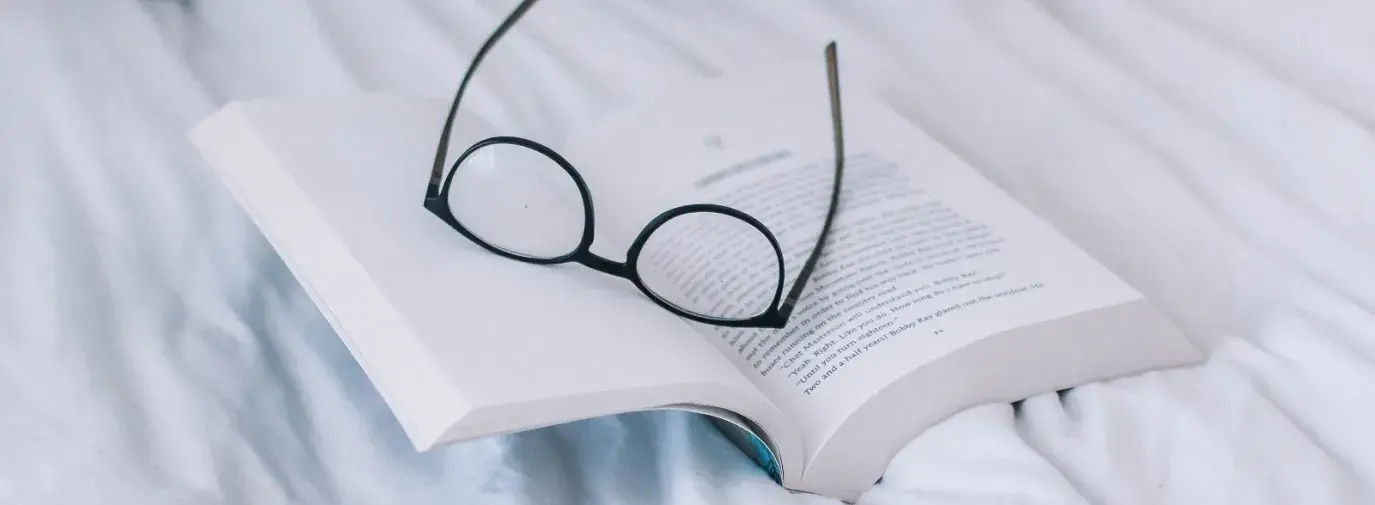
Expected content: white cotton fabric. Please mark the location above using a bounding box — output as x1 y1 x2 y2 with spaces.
2 1 1374 503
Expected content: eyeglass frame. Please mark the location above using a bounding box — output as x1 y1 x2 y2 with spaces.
422 0 846 329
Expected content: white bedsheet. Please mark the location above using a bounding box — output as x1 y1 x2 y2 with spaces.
3 1 1374 503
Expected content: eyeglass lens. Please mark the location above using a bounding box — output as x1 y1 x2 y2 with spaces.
447 142 587 260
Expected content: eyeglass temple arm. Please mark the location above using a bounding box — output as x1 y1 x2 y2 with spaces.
427 0 541 202
779 41 845 320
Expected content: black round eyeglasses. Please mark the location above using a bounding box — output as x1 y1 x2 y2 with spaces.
423 0 845 329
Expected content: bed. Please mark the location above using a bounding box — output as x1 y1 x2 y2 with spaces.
3 0 1374 503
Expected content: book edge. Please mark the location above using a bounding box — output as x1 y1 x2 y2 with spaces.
792 298 1203 501
187 102 471 450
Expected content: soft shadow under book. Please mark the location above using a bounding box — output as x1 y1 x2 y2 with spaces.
187 63 1204 502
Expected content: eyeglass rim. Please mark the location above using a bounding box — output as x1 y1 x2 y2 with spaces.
426 135 597 265
625 203 789 328
426 137 791 328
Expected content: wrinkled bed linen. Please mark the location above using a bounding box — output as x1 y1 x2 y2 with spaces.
2 1 1374 504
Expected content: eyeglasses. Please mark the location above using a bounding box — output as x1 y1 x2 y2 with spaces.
423 0 845 329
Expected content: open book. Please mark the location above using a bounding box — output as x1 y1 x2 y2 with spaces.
188 62 1204 502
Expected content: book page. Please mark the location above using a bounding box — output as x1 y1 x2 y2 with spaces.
559 63 1142 453
191 94 800 458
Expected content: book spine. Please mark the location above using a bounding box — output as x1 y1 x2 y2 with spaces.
708 417 782 483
